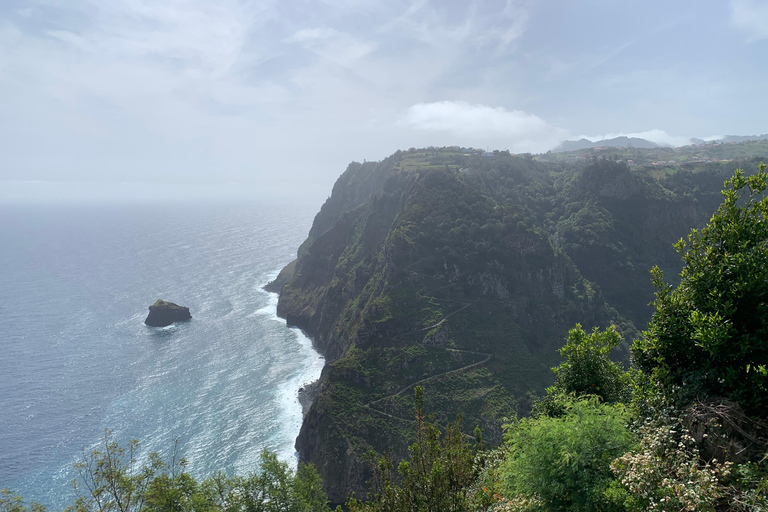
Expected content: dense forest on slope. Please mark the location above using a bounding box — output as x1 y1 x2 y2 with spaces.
350 165 768 512
274 144 768 503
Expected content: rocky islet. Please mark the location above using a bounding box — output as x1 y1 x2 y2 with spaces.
144 299 191 327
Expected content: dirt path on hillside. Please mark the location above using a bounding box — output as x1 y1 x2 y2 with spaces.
364 345 492 428
363 298 492 424
367 349 491 408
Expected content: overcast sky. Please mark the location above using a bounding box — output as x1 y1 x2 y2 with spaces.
1 0 767 197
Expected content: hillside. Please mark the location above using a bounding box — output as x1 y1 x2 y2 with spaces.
540 137 768 167
552 136 661 152
550 134 768 154
273 145 767 503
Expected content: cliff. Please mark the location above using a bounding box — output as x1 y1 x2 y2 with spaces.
275 148 754 503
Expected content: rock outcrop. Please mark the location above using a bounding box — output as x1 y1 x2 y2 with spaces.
144 299 191 327
263 259 296 294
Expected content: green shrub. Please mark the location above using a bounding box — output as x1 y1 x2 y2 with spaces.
499 396 636 512
3 430 333 512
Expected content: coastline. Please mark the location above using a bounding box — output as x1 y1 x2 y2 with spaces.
261 268 325 466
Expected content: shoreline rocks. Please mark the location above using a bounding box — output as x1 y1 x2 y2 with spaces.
297 379 321 418
144 299 191 327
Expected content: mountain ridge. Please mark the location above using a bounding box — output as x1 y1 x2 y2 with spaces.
551 133 768 153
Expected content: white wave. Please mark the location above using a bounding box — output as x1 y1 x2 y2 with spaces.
250 293 280 319
264 288 325 467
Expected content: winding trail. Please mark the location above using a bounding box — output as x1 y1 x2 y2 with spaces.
367 349 492 408
389 301 471 343
362 298 493 425
364 346 493 425
419 303 471 332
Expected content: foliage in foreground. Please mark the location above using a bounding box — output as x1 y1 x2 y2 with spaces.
486 324 638 512
347 386 482 512
2 431 330 512
533 324 632 418
552 325 631 405
500 397 635 512
634 163 768 417
612 164 768 510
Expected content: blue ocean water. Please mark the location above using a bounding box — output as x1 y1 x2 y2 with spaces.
0 200 324 508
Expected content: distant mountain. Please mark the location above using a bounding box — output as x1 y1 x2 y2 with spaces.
538 138 768 167
553 136 660 153
552 134 768 154
720 134 768 143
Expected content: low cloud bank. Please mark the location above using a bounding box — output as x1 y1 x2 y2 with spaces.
399 102 701 152
400 101 566 154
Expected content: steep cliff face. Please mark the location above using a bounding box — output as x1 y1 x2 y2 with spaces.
295 158 403 258
277 169 410 359
275 149 740 503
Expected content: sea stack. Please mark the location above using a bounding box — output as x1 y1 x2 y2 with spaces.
144 299 191 327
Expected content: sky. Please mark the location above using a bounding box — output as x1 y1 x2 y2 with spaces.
1 0 767 197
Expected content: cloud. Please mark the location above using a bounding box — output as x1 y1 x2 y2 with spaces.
580 129 692 147
730 0 768 41
498 1 530 45
2 0 766 191
9 1 294 107
287 28 377 67
380 0 529 53
400 101 566 153
45 30 89 50
0 0 298 181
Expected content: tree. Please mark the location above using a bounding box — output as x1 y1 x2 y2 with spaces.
69 430 162 512
292 463 329 512
223 450 332 512
534 324 631 417
347 386 479 512
0 490 46 512
142 444 211 512
634 164 768 417
144 472 207 512
66 432 330 512
553 324 630 404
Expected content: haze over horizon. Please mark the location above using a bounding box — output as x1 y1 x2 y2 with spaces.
1 0 767 198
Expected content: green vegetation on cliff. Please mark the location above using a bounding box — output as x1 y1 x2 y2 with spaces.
347 164 768 509
276 145 768 503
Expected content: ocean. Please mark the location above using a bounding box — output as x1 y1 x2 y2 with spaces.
0 199 324 508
